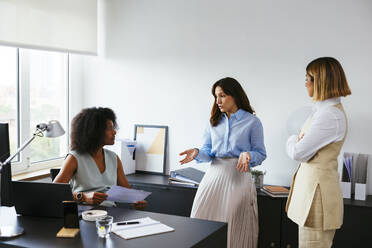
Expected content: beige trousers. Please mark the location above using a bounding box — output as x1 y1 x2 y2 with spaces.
299 186 336 248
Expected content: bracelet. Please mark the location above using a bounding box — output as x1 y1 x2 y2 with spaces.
76 192 83 203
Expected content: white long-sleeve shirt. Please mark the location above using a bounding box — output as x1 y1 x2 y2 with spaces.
286 97 346 162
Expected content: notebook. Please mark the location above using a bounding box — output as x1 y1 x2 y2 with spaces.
261 185 289 198
112 217 174 240
263 185 289 194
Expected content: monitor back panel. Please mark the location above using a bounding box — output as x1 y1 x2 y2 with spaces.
12 181 73 218
0 122 10 163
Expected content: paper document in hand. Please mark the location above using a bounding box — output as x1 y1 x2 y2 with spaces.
112 217 174 239
106 185 151 203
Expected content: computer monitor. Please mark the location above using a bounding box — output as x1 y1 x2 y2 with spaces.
0 123 10 163
12 181 74 218
0 123 12 206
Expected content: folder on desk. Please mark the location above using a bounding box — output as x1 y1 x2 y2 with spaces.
169 167 205 185
112 217 174 240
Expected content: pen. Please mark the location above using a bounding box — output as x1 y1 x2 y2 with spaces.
116 221 140 225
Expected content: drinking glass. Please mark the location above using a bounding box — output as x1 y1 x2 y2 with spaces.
96 215 113 238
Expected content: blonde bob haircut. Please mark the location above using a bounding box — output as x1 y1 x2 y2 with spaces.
306 57 351 101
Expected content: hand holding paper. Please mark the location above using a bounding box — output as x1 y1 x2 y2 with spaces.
106 185 151 203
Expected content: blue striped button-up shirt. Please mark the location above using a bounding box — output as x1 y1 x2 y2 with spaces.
195 109 267 167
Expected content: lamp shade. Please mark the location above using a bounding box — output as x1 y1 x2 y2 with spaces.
44 120 65 138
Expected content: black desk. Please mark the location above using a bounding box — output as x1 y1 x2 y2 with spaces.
0 206 227 248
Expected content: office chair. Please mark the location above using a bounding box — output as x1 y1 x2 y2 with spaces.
50 168 61 181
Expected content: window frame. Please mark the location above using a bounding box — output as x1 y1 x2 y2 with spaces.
7 47 70 174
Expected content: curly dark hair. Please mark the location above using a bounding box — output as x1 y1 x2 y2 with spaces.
70 107 118 154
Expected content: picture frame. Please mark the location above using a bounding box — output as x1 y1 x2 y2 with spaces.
133 124 168 175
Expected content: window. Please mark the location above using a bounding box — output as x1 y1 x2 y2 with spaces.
0 46 18 161
0 45 69 173
26 49 69 163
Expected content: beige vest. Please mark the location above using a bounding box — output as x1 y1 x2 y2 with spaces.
286 104 347 230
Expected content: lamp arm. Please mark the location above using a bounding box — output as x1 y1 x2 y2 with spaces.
0 134 36 168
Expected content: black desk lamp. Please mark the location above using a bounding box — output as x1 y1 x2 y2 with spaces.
0 120 65 238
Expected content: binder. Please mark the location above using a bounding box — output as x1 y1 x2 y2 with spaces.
169 167 205 185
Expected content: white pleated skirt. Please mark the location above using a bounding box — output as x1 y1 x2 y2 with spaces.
190 158 258 248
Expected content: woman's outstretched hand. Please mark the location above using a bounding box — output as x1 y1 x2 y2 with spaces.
179 148 199 165
237 152 251 173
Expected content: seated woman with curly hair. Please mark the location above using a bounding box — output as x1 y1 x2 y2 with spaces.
53 107 146 209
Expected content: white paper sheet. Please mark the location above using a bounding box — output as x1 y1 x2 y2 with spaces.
112 217 174 239
340 181 351 199
355 183 367 200
106 185 151 203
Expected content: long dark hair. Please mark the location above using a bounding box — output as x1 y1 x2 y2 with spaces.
70 107 118 154
210 77 255 126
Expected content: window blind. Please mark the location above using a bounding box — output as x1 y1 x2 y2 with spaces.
0 0 97 55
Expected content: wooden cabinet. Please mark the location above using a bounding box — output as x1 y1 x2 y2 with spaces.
127 173 372 248
127 173 197 217
131 183 196 217
127 173 287 247
275 196 372 248
257 193 282 248
280 199 298 248
333 198 372 248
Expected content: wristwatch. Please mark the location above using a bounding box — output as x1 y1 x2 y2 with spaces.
76 192 83 203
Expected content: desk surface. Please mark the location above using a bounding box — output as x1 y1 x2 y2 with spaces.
0 206 227 248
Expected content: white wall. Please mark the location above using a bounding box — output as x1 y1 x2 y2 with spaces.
69 55 85 119
76 0 372 186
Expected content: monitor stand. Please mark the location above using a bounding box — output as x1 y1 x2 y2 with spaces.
1 162 14 206
0 225 24 238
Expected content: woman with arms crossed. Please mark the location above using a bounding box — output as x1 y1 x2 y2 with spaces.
54 107 146 209
286 57 351 247
180 77 267 248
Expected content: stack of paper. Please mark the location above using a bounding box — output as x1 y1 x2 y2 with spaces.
261 185 289 198
107 185 151 203
342 152 370 200
112 217 174 239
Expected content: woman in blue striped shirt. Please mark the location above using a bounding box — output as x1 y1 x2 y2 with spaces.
180 77 267 248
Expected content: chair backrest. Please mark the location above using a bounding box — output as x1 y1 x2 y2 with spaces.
50 168 61 181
